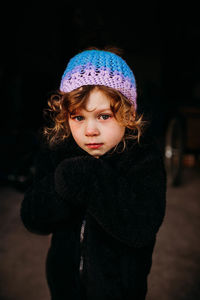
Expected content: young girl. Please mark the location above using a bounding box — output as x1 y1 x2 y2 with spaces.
20 48 166 300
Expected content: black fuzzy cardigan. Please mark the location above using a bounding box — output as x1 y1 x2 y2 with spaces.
20 131 166 300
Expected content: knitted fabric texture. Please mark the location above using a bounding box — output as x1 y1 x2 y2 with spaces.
60 50 137 110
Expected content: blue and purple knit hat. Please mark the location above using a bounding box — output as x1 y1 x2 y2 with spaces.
60 49 137 110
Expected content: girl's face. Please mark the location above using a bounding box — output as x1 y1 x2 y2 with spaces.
68 88 125 158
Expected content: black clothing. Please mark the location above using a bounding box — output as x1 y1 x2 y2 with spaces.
20 132 166 300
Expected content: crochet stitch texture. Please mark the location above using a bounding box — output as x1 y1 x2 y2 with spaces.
60 50 137 109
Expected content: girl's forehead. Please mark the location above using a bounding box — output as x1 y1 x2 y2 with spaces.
85 88 112 111
70 87 113 114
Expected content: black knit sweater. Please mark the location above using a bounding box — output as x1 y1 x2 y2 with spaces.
20 131 166 300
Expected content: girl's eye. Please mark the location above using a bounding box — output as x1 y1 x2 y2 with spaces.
99 114 112 120
72 116 84 121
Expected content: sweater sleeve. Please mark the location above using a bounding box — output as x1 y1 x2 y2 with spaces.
86 140 167 248
20 146 84 235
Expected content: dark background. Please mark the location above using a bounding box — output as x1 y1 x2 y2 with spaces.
1 2 199 130
0 2 200 186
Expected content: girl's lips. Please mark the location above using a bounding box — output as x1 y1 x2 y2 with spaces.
86 143 103 149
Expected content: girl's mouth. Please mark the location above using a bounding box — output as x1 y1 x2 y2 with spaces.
86 143 103 149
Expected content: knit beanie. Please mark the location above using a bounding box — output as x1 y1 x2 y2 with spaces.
60 49 137 110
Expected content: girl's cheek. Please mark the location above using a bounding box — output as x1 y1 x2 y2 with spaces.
69 120 81 130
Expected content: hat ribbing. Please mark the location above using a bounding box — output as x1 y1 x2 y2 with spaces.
60 50 137 110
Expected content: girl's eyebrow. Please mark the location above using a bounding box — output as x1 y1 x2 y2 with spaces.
94 107 112 113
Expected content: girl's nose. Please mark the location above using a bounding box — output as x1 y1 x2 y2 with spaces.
85 122 100 136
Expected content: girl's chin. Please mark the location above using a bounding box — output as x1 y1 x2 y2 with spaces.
84 148 106 157
81 144 115 157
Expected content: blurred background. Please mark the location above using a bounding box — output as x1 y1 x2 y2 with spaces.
0 2 200 300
